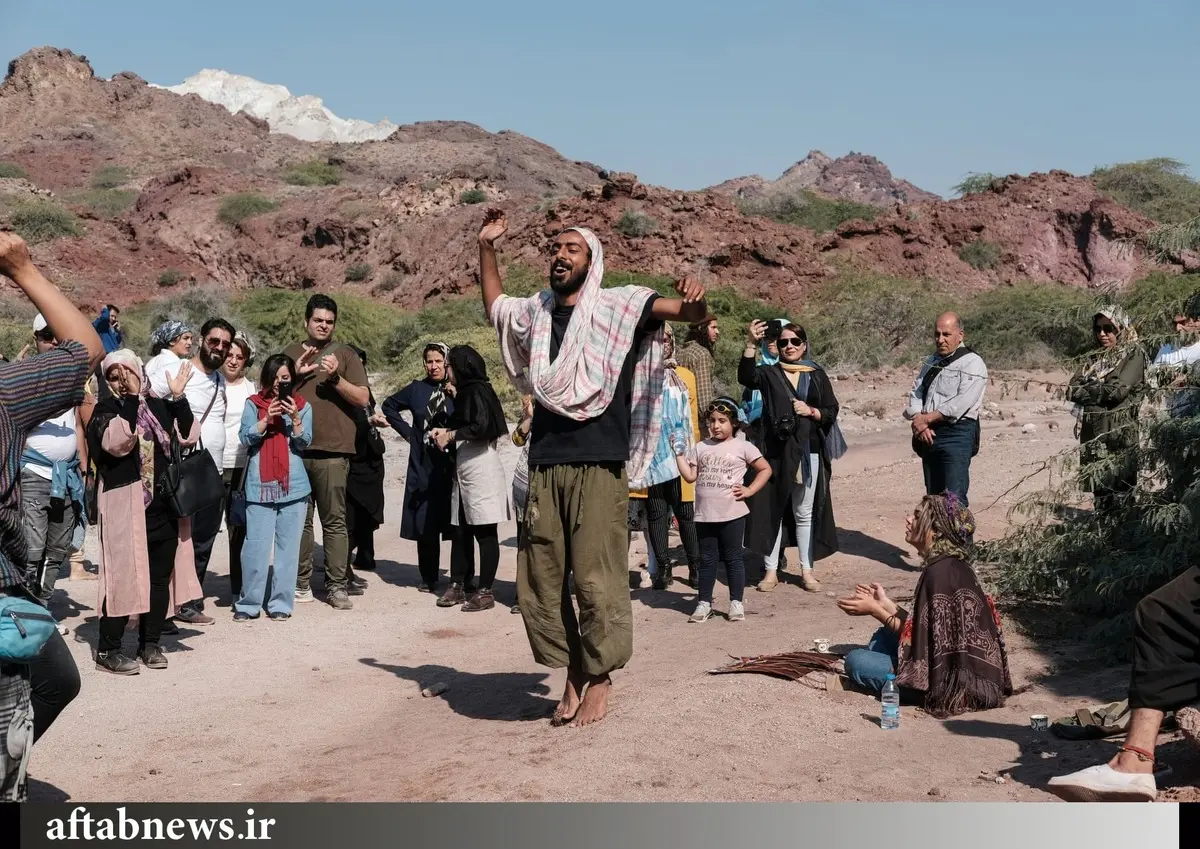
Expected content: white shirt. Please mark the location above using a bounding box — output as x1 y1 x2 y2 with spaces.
23 408 78 480
1153 340 1200 417
145 350 184 391
904 347 988 423
150 360 227 470
222 377 256 470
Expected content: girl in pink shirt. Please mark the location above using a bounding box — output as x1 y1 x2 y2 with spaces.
675 397 772 622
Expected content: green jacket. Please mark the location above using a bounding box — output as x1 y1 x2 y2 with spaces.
1066 348 1147 453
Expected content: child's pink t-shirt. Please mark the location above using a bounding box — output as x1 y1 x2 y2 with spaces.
690 437 764 523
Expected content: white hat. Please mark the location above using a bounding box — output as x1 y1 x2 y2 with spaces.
32 314 47 333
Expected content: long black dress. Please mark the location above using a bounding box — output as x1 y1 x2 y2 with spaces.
381 379 455 587
346 392 386 570
738 356 839 565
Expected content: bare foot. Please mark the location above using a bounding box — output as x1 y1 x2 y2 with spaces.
569 674 611 728
551 667 586 727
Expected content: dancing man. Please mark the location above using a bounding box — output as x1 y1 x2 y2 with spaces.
480 210 707 727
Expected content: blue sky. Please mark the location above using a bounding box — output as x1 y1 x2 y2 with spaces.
4 0 1198 196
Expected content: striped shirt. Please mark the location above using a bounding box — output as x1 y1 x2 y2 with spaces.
0 341 90 589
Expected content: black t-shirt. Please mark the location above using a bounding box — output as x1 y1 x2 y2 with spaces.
530 296 661 467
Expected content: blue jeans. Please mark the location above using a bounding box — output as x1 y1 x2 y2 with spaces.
237 497 307 616
922 418 977 507
843 627 900 694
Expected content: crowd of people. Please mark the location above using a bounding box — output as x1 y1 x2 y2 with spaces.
3 208 1200 802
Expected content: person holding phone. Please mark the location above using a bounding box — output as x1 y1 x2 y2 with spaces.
235 355 313 621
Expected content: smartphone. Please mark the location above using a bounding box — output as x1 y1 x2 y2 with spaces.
277 381 293 401
766 319 784 339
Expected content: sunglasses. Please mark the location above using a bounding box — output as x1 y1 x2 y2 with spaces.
778 337 804 348
1093 324 1118 334
34 331 55 342
204 337 231 350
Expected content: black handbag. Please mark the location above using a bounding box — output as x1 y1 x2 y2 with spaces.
159 379 225 518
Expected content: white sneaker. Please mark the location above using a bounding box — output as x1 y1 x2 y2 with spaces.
728 600 745 621
688 601 712 623
1046 764 1157 802
295 589 314 604
639 569 653 589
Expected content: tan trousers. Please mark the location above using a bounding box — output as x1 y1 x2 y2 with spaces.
518 463 632 676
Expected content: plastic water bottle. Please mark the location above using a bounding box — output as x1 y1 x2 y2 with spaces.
881 674 900 730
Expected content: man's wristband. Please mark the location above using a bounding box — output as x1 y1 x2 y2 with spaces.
326 372 341 387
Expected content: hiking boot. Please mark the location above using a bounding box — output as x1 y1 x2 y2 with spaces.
800 570 821 593
437 583 466 608
1047 764 1157 802
95 650 139 675
758 571 779 592
295 588 314 603
462 588 495 612
176 608 215 626
653 565 673 590
346 583 365 597
728 600 746 622
138 645 168 669
349 574 369 589
327 589 354 610
689 601 713 623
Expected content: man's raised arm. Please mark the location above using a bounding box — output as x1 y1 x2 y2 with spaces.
478 209 509 321
650 275 708 324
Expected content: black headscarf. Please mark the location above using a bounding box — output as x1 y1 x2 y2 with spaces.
447 345 507 443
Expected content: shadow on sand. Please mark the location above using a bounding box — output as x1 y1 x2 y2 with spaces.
359 659 555 722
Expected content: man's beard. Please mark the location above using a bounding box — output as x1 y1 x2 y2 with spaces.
549 265 588 296
200 349 226 371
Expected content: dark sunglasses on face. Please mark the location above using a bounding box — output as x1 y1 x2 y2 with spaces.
1094 324 1118 334
34 331 55 342
205 337 231 350
778 338 804 348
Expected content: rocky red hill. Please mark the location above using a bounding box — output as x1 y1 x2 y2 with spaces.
0 47 1179 313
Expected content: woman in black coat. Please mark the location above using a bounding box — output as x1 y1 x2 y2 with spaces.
738 320 840 594
346 345 386 578
380 343 455 594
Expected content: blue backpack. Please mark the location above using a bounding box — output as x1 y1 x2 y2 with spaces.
0 594 56 662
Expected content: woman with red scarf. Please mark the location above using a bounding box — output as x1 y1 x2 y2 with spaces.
235 354 313 621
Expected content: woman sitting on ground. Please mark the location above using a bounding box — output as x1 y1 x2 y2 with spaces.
1065 306 1146 515
837 492 1012 717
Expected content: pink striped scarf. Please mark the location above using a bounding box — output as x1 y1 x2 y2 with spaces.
490 228 665 489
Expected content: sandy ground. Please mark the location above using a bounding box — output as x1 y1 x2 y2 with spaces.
27 368 1200 802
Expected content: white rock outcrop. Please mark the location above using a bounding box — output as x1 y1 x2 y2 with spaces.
153 69 397 144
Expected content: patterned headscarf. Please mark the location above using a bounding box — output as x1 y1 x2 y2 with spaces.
423 341 452 440
924 491 976 563
232 330 256 367
491 228 664 488
102 349 173 506
150 320 192 354
1071 306 1138 421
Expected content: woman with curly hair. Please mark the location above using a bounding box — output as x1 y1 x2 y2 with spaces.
837 492 1012 718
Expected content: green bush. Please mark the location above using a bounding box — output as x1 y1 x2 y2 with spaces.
375 272 404 294
958 240 1002 270
91 166 131 190
952 172 1000 197
0 162 27 179
459 188 487 205
1092 158 1200 224
614 209 659 238
283 160 342 187
739 190 879 233
218 193 278 227
76 188 136 217
158 269 186 287
9 199 83 243
345 263 372 282
960 283 1095 369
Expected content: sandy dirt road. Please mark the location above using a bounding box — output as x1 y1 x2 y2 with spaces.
27 370 1200 802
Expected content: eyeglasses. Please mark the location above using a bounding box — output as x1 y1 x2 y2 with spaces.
204 337 231 351
225 351 245 362
778 338 804 348
1093 324 1118 334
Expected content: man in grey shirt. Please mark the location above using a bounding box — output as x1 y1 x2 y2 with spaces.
903 312 988 507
